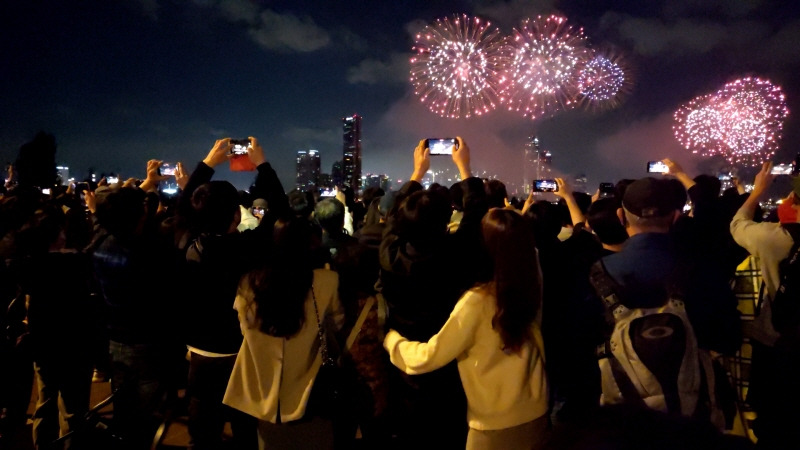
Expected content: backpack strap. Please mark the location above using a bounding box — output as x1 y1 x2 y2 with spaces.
609 355 648 410
589 260 624 316
345 295 376 351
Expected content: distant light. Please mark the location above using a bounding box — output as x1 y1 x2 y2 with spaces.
162 187 178 195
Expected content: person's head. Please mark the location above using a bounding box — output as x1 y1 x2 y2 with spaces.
191 181 240 234
692 174 722 202
620 177 680 235
17 204 65 255
96 186 147 239
288 189 314 218
361 187 384 209
378 191 398 220
481 209 541 354
485 179 508 209
614 179 636 200
525 200 563 243
314 198 346 233
247 216 316 337
394 189 451 249
587 197 628 246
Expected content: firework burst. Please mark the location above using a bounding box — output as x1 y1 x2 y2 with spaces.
674 77 789 166
576 49 631 110
409 14 511 119
501 15 591 119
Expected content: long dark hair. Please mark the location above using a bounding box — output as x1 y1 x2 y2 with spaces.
481 209 542 353
247 216 316 337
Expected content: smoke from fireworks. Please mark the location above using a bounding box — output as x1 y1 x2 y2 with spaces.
501 15 590 119
674 77 789 166
576 50 630 110
409 15 510 119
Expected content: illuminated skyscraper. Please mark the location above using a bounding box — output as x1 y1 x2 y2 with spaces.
296 149 320 191
331 161 343 188
523 136 552 194
342 114 362 193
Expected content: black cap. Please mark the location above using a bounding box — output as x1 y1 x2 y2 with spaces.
622 177 679 218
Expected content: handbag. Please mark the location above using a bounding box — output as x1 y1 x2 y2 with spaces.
307 286 345 418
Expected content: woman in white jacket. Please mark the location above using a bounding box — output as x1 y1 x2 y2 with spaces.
224 217 344 450
384 208 549 450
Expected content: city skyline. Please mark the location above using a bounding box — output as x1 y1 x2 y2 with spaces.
2 1 799 193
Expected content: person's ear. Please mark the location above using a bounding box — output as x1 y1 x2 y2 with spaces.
617 207 627 227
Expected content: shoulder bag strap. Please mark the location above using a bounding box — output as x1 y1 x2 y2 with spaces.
345 296 375 351
310 286 332 364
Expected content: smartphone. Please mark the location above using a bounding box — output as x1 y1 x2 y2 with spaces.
41 188 51 195
533 179 558 192
230 139 251 155
647 161 669 173
159 163 176 176
107 176 119 184
599 182 614 197
426 138 457 155
252 207 265 216
771 163 794 175
75 182 89 194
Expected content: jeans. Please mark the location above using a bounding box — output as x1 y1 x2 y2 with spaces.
32 355 92 449
109 340 165 448
187 352 256 450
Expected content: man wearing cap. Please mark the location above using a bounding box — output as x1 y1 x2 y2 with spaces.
599 177 740 353
729 162 800 447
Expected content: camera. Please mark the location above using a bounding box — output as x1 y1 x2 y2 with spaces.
252 206 265 216
74 182 89 194
599 182 615 197
426 138 457 155
230 139 251 155
771 163 794 176
159 163 176 176
647 161 669 174
533 179 558 192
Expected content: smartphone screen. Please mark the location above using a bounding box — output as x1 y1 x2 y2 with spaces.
427 138 456 155
533 179 558 192
159 163 176 176
107 176 119 184
771 163 793 175
230 139 251 155
647 161 669 173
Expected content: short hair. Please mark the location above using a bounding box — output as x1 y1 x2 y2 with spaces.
485 179 508 209
395 190 451 249
525 201 563 241
587 198 628 245
96 187 146 238
314 198 345 233
449 182 464 211
238 190 253 208
191 181 240 234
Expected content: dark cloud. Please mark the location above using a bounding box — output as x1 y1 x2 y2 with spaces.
661 0 764 19
347 53 410 85
248 9 331 53
471 0 559 29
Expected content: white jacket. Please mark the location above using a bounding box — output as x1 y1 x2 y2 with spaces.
224 269 344 422
384 288 548 431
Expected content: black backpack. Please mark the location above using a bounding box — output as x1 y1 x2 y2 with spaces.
771 223 800 337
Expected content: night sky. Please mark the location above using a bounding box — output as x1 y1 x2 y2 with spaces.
3 0 800 193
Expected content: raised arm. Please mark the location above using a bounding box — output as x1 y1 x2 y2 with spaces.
554 177 585 226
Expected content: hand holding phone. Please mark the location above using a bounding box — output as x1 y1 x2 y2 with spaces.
770 163 794 175
159 163 176 176
599 182 615 197
533 179 558 192
426 138 458 155
647 161 669 174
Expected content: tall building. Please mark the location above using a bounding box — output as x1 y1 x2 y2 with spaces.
523 136 552 194
331 161 343 187
296 149 321 192
56 165 70 185
363 173 391 192
342 114 362 193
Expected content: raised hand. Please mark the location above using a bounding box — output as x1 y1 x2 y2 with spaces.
203 138 232 168
410 139 430 183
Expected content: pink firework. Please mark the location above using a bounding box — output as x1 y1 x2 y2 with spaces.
410 15 511 119
674 77 789 167
501 15 591 119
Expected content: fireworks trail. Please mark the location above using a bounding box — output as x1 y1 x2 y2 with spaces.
501 15 590 119
674 77 789 166
409 14 511 119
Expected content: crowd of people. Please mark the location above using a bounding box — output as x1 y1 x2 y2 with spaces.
1 134 798 450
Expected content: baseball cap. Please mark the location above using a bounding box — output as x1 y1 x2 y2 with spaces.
378 191 397 217
622 177 679 218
